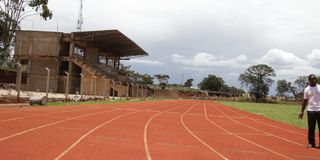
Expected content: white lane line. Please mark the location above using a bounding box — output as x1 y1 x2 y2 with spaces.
229 149 268 155
0 109 117 142
54 111 139 160
55 102 187 160
191 131 269 136
293 155 320 159
208 115 246 119
168 112 180 114
144 102 190 160
204 103 293 160
212 103 306 147
188 113 203 116
156 142 198 148
0 108 97 123
95 136 135 143
222 106 306 137
0 102 178 141
0 102 143 123
181 103 229 160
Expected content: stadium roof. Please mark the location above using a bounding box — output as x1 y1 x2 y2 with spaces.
73 30 148 59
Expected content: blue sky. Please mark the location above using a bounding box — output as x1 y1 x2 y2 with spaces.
21 0 320 94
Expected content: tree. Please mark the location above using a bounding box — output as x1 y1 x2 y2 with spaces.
139 74 154 85
154 74 170 89
239 64 275 102
119 64 154 85
276 79 290 96
288 76 308 100
0 0 52 66
184 78 193 88
288 82 298 100
229 86 245 95
219 84 230 92
198 74 224 91
294 76 308 93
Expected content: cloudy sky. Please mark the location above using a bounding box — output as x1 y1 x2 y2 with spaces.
21 0 320 93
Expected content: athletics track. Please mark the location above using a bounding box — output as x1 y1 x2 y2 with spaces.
0 100 319 160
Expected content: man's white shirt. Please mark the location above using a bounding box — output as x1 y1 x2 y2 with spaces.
304 84 320 111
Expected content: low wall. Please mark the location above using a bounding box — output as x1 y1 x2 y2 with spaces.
0 69 27 84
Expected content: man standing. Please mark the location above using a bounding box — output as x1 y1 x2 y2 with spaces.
299 74 320 148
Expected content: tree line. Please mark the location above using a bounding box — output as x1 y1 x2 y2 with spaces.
238 64 314 102
119 64 244 95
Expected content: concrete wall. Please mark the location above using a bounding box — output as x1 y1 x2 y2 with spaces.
15 31 62 57
15 31 62 93
27 58 59 92
80 70 111 96
85 48 99 64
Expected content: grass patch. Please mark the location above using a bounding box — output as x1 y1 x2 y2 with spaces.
46 98 174 107
217 101 307 129
47 99 147 106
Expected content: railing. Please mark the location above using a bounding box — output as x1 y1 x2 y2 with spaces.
71 55 142 84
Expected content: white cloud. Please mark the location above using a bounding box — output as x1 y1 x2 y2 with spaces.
256 48 320 81
180 66 211 72
172 53 248 68
129 59 164 66
258 49 307 67
306 49 320 64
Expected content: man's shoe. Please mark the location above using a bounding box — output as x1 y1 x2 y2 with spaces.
307 144 315 148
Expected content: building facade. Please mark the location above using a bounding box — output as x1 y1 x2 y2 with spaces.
15 30 150 98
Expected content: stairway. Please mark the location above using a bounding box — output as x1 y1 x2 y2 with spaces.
70 56 128 83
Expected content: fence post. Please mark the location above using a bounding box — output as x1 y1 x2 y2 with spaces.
93 76 97 99
45 67 50 100
65 71 69 101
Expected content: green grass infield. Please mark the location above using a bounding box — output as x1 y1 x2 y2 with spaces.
217 101 308 129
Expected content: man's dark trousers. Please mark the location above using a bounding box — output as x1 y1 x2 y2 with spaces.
307 111 320 147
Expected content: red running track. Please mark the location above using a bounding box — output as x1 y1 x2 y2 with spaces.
0 100 319 160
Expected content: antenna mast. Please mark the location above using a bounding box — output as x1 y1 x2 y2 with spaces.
76 0 83 31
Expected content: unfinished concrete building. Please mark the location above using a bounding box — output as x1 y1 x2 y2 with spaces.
15 30 150 98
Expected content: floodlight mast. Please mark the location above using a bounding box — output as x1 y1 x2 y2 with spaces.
76 0 84 31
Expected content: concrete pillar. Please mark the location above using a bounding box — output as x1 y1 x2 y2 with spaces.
67 33 75 94
126 82 130 97
16 63 22 102
80 73 84 100
136 84 139 98
104 79 108 98
118 81 122 98
130 83 134 97
111 80 115 98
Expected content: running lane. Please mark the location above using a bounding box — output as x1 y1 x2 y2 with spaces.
208 101 320 160
1 100 319 160
146 102 227 159
0 100 183 160
54 100 189 160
